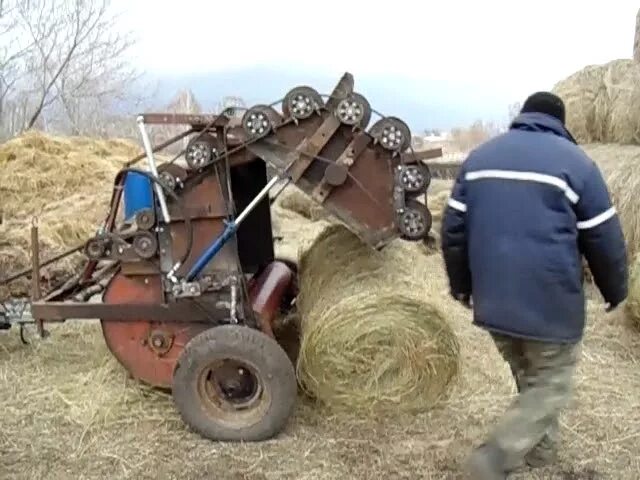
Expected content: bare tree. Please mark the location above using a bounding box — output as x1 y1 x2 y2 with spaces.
0 0 142 139
508 102 521 123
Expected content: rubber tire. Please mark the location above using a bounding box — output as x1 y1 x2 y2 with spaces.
172 324 297 442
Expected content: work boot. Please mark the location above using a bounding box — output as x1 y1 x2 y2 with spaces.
465 444 507 480
524 442 557 468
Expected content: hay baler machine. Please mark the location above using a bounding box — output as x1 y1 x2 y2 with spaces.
0 73 445 442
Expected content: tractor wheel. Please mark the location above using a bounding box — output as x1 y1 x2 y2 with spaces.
172 324 297 442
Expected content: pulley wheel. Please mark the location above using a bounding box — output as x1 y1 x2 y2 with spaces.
397 199 432 241
334 93 371 128
185 134 218 170
134 208 155 231
370 116 412 152
172 325 297 442
242 105 282 139
398 163 431 194
84 236 108 260
132 231 158 259
158 163 188 190
282 86 323 120
159 170 177 191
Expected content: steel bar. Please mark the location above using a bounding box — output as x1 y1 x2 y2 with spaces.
136 116 171 224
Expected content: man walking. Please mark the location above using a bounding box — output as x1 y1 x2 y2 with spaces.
440 92 628 479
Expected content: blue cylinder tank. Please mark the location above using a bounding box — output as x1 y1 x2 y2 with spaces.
123 172 154 220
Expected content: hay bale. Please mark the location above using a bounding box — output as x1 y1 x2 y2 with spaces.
627 255 640 326
552 60 640 145
582 144 640 261
295 224 459 414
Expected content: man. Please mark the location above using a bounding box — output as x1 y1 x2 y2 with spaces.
440 92 628 479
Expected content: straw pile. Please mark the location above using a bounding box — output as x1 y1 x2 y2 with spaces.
582 144 640 261
295 224 459 414
274 186 330 222
0 130 140 298
552 59 640 145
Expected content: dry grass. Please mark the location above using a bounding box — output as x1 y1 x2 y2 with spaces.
553 59 640 145
1 141 640 479
295 225 459 414
274 186 330 222
1 255 639 479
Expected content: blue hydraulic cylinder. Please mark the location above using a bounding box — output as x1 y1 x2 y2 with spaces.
185 221 238 281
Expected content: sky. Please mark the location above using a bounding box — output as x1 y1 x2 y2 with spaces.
111 0 639 127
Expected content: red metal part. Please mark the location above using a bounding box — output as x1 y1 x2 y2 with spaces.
248 261 296 338
101 273 210 388
100 259 295 388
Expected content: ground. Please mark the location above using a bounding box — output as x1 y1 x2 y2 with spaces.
1 264 638 480
1 179 639 480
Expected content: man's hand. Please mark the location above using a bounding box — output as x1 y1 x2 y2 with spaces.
452 292 472 309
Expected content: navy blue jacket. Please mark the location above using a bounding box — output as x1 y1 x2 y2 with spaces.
441 112 628 343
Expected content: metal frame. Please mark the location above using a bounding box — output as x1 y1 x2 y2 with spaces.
2 72 459 335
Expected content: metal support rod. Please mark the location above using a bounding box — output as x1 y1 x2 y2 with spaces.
30 218 45 338
185 176 282 281
136 115 171 224
236 176 281 224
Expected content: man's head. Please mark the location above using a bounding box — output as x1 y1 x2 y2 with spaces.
520 92 566 124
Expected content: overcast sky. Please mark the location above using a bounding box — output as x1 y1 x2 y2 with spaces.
112 0 638 117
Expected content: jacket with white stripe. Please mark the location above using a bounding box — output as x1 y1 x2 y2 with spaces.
441 112 628 343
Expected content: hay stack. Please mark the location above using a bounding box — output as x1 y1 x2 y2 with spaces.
295 224 459 414
552 60 640 145
582 144 640 261
0 130 140 298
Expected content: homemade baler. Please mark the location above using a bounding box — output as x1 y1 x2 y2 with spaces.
0 73 446 442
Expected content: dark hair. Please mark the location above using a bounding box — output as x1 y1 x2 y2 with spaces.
521 92 566 124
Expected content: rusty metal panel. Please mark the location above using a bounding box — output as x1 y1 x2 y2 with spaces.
31 300 223 322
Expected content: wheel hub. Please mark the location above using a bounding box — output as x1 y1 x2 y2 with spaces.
186 143 209 166
291 95 313 117
203 360 263 411
244 112 270 136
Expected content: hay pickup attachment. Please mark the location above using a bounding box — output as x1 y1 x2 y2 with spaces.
0 72 445 442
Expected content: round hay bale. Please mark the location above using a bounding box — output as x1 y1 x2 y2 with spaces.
626 255 640 327
582 144 640 261
553 64 605 144
295 224 459 414
553 60 640 145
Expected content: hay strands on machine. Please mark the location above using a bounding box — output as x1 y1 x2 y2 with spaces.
1 72 444 443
